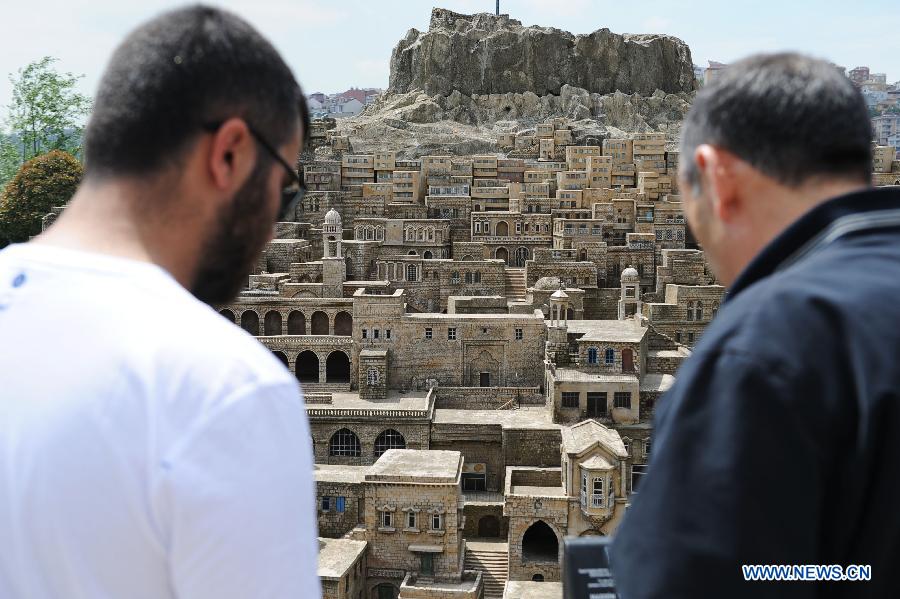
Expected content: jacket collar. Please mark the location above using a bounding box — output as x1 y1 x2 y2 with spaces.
726 186 900 301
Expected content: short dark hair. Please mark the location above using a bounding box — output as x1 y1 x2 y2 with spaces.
680 53 872 189
83 5 309 178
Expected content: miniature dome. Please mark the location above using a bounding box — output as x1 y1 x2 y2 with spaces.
324 208 342 225
621 267 639 281
534 276 562 291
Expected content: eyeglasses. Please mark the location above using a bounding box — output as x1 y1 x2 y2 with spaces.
202 121 306 221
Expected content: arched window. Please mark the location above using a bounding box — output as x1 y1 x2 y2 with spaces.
695 300 704 321
605 348 615 366
686 301 695 321
587 347 599 364
374 429 406 457
451 271 460 284
376 226 384 240
334 311 352 336
329 429 361 457
287 310 306 335
219 309 235 323
325 351 351 383
406 264 417 281
367 368 380 386
522 520 558 562
240 311 259 335
712 302 719 318
264 311 282 336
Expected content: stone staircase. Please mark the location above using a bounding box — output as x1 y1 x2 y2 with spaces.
504 268 527 301
465 541 508 599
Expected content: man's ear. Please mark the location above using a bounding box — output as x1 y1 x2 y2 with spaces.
207 118 256 193
695 144 741 222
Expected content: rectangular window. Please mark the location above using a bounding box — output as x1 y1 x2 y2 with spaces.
381 510 393 528
586 392 607 417
644 439 651 458
362 328 368 339
448 327 457 340
462 472 486 491
425 327 433 339
631 464 647 493
321 496 331 512
374 329 380 339
675 332 682 343
561 391 580 408
336 496 346 513
688 332 695 343
515 328 523 340
592 477 604 507
516 222 522 233
613 391 632 409
407 511 417 529
386 329 392 339
431 513 442 530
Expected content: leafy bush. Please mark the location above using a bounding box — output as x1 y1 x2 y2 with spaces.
0 150 82 243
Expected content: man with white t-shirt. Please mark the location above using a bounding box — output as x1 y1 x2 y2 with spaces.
0 6 319 599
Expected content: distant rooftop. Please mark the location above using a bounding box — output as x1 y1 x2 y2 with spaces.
433 406 560 430
556 319 647 343
318 537 367 580
365 449 462 484
314 464 369 484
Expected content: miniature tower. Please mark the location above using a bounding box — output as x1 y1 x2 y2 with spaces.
322 208 346 298
618 266 642 320
322 208 342 258
545 283 570 366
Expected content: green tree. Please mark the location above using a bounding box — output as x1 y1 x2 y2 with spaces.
0 150 82 244
0 132 18 188
5 56 91 163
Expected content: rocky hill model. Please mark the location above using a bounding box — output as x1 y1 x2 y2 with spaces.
335 8 697 157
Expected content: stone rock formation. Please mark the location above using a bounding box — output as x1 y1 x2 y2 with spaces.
389 8 695 97
335 7 697 158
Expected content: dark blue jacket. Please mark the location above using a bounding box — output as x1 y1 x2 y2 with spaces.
610 187 900 598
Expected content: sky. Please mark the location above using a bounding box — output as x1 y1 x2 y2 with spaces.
1 0 898 118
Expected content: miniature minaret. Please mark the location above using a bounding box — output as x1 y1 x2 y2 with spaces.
322 208 342 258
618 266 642 320
546 282 571 365
322 208 346 298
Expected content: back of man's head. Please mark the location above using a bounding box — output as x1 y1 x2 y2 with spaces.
680 53 872 189
83 4 307 179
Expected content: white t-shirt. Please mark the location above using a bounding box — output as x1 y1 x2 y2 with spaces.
0 243 320 599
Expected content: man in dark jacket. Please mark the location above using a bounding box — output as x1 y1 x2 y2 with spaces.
610 53 900 598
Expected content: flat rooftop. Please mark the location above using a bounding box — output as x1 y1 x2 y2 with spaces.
365 449 462 484
511 485 567 497
433 406 560 430
557 319 648 343
405 311 544 320
551 369 639 384
321 390 431 411
314 464 369 484
504 581 563 599
318 537 367 580
639 373 676 393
